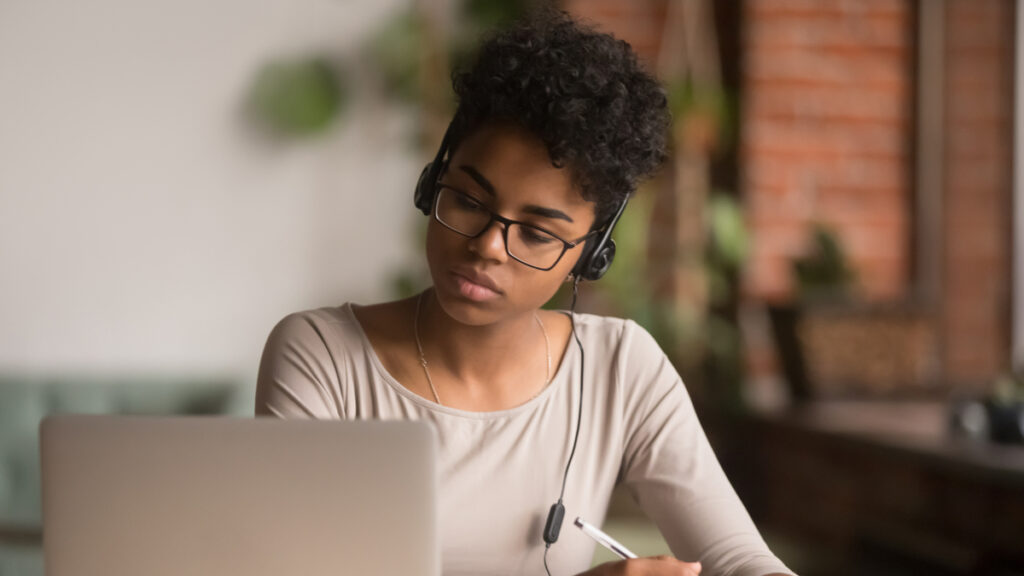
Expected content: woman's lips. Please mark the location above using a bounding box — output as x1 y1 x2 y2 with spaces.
451 272 501 301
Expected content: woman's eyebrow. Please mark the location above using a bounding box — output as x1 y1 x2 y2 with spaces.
458 164 575 223
522 204 574 223
459 165 496 196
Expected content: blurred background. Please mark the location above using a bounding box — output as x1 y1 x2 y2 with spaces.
1 0 1022 574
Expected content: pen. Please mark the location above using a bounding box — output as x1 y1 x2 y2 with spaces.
574 517 637 559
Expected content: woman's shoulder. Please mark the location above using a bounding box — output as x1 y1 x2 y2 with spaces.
268 303 357 339
561 311 656 352
569 310 631 329
257 305 362 418
261 303 384 369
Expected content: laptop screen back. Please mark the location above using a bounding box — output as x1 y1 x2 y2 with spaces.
41 415 439 576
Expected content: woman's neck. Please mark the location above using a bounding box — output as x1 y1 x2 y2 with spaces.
416 289 549 403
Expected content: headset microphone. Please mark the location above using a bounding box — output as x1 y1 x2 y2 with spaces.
543 500 566 545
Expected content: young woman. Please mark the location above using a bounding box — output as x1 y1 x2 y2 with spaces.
256 10 795 576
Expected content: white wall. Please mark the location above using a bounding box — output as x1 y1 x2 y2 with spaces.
0 0 424 382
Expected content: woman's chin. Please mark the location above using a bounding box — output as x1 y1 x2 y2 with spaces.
431 287 502 327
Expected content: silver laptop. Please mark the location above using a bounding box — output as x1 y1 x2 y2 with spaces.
41 415 439 576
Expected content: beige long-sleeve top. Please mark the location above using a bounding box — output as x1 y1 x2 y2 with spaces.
255 303 794 576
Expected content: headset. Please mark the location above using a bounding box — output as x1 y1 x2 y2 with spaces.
414 120 627 282
415 118 630 574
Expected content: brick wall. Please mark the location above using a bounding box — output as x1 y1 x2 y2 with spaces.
742 0 1015 390
561 0 667 66
563 0 1015 391
741 0 913 303
942 0 1014 387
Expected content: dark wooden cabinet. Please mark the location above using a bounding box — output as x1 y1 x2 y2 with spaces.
742 402 1024 576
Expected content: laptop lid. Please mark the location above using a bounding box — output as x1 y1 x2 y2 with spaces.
41 415 439 576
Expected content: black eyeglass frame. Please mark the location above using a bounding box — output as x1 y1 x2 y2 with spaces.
432 184 600 271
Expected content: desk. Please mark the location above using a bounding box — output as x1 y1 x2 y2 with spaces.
746 401 1024 576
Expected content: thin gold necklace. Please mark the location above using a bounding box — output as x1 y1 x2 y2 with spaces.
413 290 551 406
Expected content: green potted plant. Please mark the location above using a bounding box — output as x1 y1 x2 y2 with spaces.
767 223 855 401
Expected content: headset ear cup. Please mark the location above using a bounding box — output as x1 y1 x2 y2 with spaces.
570 241 594 280
584 239 616 281
416 121 456 216
414 162 436 215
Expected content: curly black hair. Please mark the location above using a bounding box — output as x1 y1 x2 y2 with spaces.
448 9 671 226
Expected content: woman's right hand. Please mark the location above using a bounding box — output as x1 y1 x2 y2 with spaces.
578 556 702 576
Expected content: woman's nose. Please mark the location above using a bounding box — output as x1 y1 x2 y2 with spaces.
468 220 509 263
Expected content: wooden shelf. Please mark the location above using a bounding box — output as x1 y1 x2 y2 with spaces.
743 401 1024 576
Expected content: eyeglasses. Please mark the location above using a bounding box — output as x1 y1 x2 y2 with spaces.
432 185 596 271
